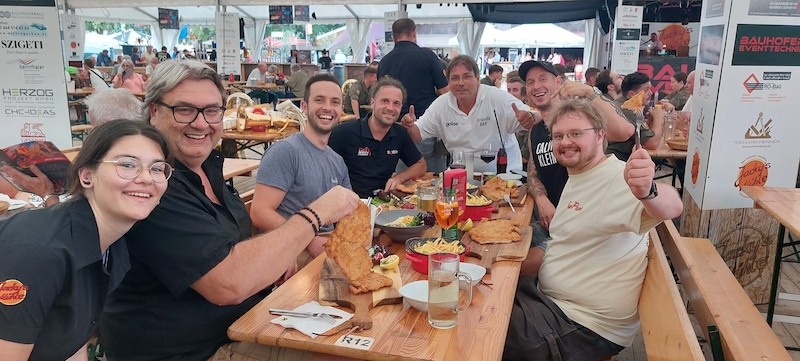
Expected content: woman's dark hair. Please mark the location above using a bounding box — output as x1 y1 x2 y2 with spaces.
68 119 171 196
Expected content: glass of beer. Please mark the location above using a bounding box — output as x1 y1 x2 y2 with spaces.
428 252 472 329
416 185 437 212
434 192 459 239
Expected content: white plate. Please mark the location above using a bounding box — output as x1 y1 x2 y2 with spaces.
0 194 27 210
498 173 522 181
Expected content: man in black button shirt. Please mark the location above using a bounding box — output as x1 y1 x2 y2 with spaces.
100 60 359 361
378 18 449 173
330 76 425 198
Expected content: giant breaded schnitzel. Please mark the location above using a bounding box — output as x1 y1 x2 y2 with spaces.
325 202 393 294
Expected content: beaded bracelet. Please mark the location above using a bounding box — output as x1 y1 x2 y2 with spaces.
294 210 319 235
302 206 322 230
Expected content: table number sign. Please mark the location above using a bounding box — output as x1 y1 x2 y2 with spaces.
334 334 374 350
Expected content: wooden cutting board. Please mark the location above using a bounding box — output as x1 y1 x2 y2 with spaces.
462 225 532 274
495 184 527 207
318 258 402 329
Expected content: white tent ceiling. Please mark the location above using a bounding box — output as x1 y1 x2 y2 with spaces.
65 0 588 25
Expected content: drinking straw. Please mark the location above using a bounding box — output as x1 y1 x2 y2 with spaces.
493 110 506 149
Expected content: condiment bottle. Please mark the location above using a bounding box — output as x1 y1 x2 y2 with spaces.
496 147 507 174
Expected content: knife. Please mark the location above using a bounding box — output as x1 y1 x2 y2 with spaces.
510 169 527 183
269 308 343 320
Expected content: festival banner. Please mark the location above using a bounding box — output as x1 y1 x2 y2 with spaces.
59 13 84 63
610 6 643 76
0 2 71 149
383 10 407 53
215 11 240 78
685 0 800 210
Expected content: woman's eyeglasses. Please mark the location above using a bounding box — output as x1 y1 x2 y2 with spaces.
100 157 173 183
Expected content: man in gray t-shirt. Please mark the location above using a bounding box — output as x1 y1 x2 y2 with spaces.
251 73 351 278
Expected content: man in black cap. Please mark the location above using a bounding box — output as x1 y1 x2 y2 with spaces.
517 59 634 274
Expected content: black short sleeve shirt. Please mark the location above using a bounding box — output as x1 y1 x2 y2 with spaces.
329 117 423 198
529 121 569 206
101 150 268 361
0 198 129 361
377 41 448 117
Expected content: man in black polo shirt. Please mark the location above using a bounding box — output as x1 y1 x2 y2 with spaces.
330 77 425 198
99 60 359 360
378 17 449 173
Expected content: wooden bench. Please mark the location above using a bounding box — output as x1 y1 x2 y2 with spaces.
71 124 93 141
638 228 705 360
239 189 254 203
656 220 792 361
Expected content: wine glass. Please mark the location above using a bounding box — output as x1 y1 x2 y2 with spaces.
434 192 459 240
481 144 495 164
450 150 466 170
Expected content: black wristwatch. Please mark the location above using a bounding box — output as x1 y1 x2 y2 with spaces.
639 181 658 200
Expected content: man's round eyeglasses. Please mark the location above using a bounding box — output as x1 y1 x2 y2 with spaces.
154 100 226 124
552 128 598 143
100 157 173 183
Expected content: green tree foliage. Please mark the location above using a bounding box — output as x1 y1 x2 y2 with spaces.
84 21 151 35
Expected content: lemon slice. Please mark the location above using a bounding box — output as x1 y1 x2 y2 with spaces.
460 218 473 232
379 254 400 270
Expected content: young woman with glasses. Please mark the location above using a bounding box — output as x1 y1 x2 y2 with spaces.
0 119 172 360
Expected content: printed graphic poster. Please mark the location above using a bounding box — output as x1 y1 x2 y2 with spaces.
749 0 800 17
0 3 71 149
686 0 800 210
215 11 240 77
294 6 309 22
611 6 643 76
640 23 699 56
59 13 83 62
269 6 293 25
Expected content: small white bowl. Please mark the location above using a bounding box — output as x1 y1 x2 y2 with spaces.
498 173 522 181
459 262 486 288
399 281 428 311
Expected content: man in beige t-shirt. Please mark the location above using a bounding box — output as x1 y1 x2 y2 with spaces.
503 98 683 360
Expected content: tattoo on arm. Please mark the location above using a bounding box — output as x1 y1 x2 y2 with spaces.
527 161 548 198
600 96 626 118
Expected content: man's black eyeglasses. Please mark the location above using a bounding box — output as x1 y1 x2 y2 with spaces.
154 100 226 124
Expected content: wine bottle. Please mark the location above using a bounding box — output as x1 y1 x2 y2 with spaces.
496 147 507 174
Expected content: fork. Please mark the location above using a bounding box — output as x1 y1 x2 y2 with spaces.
270 309 340 324
634 110 644 149
504 194 516 213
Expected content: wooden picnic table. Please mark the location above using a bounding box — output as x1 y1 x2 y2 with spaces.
648 140 687 188
220 129 298 157
242 83 280 91
742 186 800 330
64 147 257 181
647 140 687 159
68 88 145 99
222 158 260 179
228 196 534 361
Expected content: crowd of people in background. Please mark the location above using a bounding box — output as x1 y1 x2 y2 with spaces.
2 14 698 360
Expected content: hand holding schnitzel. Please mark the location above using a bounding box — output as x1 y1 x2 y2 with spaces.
325 202 393 294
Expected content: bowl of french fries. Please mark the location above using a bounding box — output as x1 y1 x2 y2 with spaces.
466 193 493 207
403 237 469 274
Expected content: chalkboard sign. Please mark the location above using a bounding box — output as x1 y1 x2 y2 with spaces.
269 6 293 24
159 8 179 29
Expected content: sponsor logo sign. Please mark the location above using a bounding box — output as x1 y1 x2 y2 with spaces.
734 155 770 191
733 24 800 66
0 279 28 306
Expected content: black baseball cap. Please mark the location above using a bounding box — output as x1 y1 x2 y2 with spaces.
518 60 558 81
